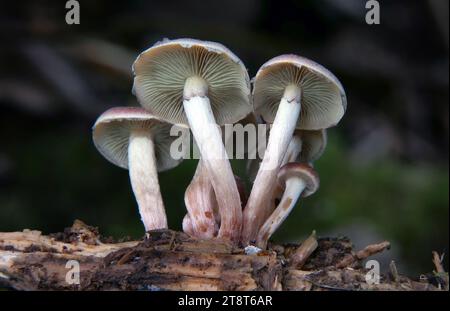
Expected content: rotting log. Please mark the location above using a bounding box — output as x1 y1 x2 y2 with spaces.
0 220 280 290
0 220 446 291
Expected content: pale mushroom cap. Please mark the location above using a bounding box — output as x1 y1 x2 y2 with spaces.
132 38 252 126
92 107 182 171
277 163 319 197
253 54 347 130
297 129 328 163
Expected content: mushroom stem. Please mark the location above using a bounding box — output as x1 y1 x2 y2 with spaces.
183 76 242 242
184 160 218 238
128 130 167 231
261 135 303 222
256 177 306 249
242 85 302 244
282 135 303 165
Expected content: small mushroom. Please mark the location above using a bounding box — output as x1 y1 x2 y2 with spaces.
246 129 327 228
271 129 326 201
92 107 182 231
256 163 319 249
247 129 326 193
242 55 346 244
263 129 327 222
133 38 252 242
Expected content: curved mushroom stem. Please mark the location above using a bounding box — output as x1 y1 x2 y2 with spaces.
184 160 218 238
241 85 302 245
183 76 242 243
128 130 167 231
256 177 306 249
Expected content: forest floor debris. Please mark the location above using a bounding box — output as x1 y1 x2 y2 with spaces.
0 220 446 291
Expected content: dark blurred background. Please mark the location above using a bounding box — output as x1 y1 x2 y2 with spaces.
0 0 448 276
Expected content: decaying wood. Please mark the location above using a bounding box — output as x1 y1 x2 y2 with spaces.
432 251 449 290
289 231 318 269
0 220 446 291
336 241 391 268
0 221 280 290
389 260 400 283
432 251 445 274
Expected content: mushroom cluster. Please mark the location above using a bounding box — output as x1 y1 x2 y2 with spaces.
92 38 346 248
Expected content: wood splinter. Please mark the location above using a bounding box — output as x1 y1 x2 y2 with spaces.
289 231 318 269
336 241 391 269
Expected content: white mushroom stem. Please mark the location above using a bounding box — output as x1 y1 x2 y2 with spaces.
262 134 303 221
282 134 303 165
183 76 242 242
256 177 306 249
128 130 167 231
184 160 218 238
242 85 301 244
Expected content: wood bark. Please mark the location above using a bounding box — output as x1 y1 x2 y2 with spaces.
0 220 445 291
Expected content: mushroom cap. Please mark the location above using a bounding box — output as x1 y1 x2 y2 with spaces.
92 107 183 171
253 54 347 130
132 38 252 126
296 129 327 163
277 163 319 197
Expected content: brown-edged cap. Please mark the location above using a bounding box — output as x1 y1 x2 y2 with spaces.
253 54 346 130
277 163 319 197
132 38 252 126
92 106 182 171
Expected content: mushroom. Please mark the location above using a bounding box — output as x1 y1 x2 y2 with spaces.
271 129 327 218
256 163 319 248
132 38 252 242
92 107 182 231
242 54 346 244
247 129 327 226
